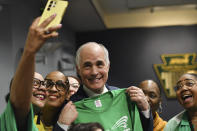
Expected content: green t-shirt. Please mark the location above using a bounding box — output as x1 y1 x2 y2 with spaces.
74 88 143 131
0 100 38 131
164 110 194 131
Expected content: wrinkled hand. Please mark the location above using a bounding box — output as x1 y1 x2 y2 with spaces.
58 101 78 125
24 14 62 54
126 86 149 111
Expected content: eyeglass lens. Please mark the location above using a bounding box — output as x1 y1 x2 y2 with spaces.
70 83 80 89
33 78 46 88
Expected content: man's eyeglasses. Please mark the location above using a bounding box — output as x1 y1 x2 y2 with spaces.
33 78 46 89
174 79 196 91
45 79 69 91
70 83 80 89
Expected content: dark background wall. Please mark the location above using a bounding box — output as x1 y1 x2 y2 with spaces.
76 25 197 121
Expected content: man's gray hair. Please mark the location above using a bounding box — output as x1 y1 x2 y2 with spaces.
75 42 110 68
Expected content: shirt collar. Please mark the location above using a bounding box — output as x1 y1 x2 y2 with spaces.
83 85 108 97
180 111 190 126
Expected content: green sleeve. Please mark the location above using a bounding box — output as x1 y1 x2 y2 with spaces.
0 100 38 131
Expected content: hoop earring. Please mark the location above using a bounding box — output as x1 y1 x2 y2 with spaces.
158 102 162 113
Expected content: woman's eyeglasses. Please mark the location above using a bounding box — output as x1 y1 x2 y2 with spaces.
33 78 46 89
70 83 80 89
44 79 69 91
174 79 196 91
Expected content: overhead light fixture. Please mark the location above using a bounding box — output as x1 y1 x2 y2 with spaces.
150 4 197 13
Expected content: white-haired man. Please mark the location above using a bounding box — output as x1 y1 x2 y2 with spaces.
55 42 153 131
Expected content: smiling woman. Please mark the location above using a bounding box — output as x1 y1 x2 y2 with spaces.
32 72 47 112
34 71 74 131
164 73 197 131
67 76 81 98
139 80 167 131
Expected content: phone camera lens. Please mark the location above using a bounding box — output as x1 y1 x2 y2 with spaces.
52 3 56 7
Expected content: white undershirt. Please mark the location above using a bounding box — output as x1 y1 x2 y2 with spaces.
83 85 108 97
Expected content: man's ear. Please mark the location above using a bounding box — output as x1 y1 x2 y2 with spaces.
107 62 110 71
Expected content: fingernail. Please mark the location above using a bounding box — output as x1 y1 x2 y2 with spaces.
52 13 57 17
58 24 62 28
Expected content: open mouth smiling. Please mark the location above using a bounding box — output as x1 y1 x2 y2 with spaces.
33 94 46 100
88 76 103 82
181 94 193 103
48 94 59 100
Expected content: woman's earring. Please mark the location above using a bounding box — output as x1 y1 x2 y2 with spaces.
158 102 162 113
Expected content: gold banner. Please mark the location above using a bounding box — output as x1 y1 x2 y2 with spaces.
154 53 197 98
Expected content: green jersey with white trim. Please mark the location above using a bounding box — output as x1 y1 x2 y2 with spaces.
74 88 143 131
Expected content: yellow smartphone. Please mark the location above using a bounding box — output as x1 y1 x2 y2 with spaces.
38 0 68 29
